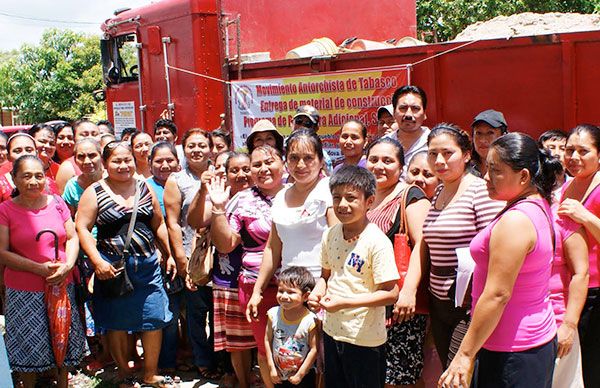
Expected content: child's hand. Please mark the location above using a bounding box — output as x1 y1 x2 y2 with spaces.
288 372 303 385
319 294 348 312
307 292 322 312
269 367 282 384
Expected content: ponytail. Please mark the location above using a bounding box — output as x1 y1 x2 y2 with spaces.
533 148 562 204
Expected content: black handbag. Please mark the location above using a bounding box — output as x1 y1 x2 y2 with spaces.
94 183 140 298
94 258 133 298
162 266 185 294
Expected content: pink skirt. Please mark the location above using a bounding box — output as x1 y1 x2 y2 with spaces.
237 276 278 355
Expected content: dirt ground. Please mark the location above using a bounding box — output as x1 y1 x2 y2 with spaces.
66 366 220 388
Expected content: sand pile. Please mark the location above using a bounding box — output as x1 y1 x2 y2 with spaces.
454 12 600 41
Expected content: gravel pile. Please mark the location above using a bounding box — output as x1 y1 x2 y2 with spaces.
454 12 600 41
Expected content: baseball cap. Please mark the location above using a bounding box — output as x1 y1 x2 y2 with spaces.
292 105 320 125
472 109 508 129
377 104 394 118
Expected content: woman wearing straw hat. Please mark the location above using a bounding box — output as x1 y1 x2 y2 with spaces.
246 119 284 155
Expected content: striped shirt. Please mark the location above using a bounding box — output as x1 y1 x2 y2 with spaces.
367 185 426 238
94 180 156 258
423 177 504 300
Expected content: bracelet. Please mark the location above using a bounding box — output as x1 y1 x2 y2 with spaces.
212 209 226 215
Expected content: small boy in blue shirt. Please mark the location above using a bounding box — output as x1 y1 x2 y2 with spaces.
265 266 318 388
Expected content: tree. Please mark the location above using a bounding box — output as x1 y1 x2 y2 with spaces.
0 29 104 123
417 0 600 42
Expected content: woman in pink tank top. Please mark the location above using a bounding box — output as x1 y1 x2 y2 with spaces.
440 133 561 388
556 124 600 387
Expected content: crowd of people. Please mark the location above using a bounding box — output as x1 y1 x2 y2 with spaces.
0 84 597 388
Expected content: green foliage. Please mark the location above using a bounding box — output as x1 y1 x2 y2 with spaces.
417 0 600 42
0 29 104 123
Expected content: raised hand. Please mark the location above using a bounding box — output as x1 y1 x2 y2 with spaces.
207 176 231 210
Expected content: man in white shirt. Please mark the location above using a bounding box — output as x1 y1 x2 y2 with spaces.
386 86 430 172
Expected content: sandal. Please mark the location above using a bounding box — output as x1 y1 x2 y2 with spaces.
219 373 237 388
141 375 176 388
198 367 222 381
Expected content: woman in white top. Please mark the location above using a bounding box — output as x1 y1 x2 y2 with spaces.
246 129 338 319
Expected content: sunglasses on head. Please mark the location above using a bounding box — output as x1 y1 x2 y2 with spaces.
294 117 315 127
105 140 132 150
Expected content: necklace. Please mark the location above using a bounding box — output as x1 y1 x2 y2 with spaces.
342 225 364 243
344 233 361 243
437 188 456 209
437 173 470 209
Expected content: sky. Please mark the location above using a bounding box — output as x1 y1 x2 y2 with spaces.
0 0 154 51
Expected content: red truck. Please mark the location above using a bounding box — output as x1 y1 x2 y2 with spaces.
100 0 600 151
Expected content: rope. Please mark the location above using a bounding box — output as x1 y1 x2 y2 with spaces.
409 39 482 67
165 39 483 83
166 64 232 84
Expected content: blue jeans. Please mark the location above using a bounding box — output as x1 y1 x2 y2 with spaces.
323 332 385 388
185 286 215 368
474 337 557 388
158 290 183 369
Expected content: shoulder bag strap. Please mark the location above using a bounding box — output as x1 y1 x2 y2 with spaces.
387 184 417 241
399 184 415 236
122 182 141 258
